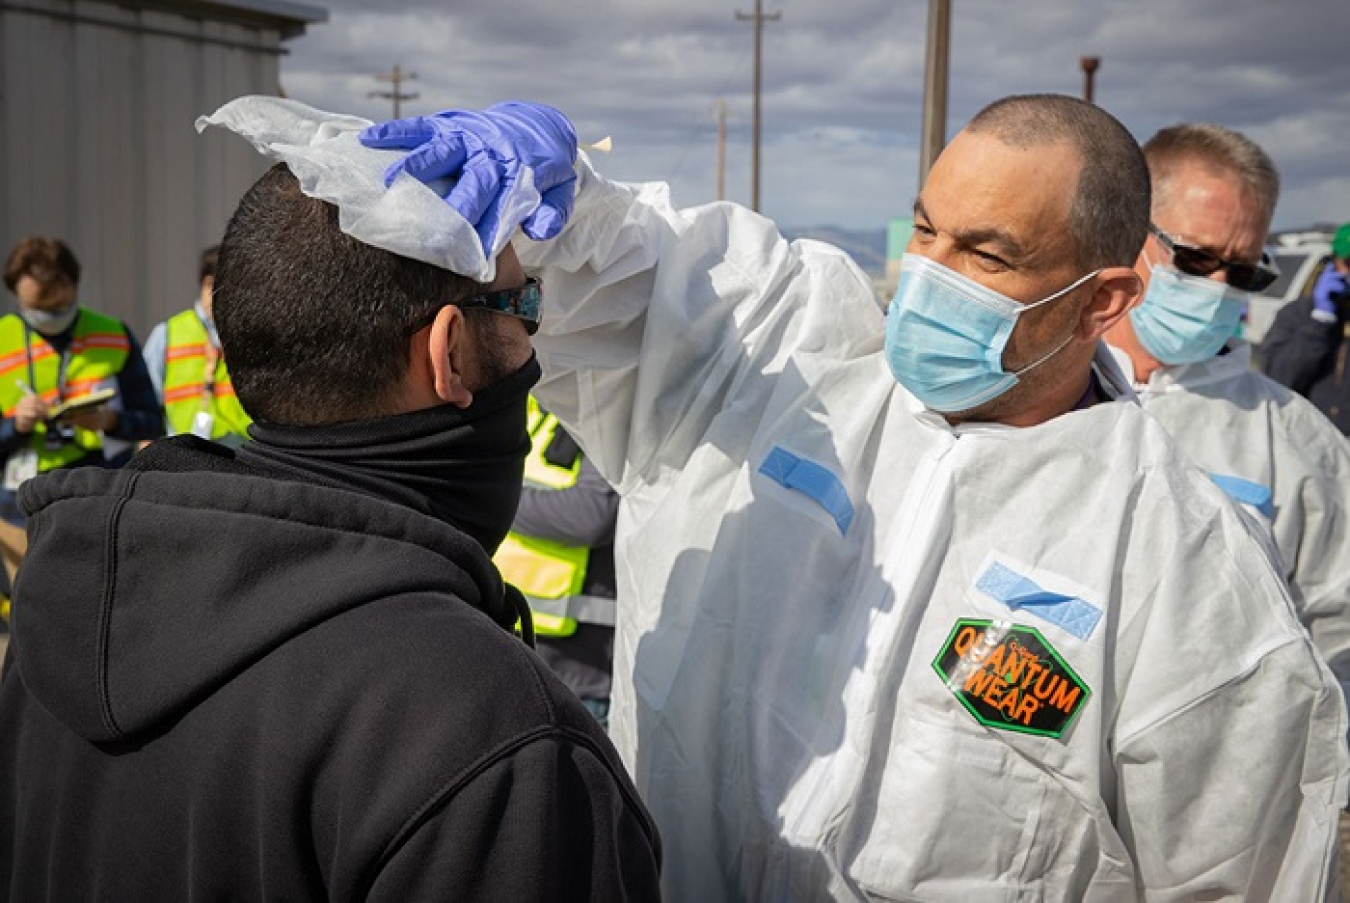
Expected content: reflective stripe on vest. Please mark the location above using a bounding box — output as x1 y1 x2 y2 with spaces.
0 311 128 471
494 398 598 637
163 310 251 439
525 592 617 627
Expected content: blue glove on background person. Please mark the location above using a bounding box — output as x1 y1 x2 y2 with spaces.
359 102 578 258
1312 260 1350 322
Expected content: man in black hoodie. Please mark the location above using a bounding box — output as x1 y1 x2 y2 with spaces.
0 161 661 900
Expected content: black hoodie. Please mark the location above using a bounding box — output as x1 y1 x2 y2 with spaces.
0 433 660 900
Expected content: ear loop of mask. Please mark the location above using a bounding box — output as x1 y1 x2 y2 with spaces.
1012 332 1074 377
1009 269 1100 377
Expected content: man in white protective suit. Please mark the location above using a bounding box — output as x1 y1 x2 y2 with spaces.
349 92 1348 899
1102 124 1350 711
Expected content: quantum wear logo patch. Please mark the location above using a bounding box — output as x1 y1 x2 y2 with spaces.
932 618 1091 739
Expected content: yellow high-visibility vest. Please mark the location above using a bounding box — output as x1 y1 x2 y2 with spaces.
163 310 251 440
494 396 592 637
0 310 128 471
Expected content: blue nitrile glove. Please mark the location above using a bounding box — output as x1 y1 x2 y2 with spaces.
1312 261 1350 321
359 102 578 256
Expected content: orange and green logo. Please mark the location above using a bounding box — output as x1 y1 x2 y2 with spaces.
933 618 1090 739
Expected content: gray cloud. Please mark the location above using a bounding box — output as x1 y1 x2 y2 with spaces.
280 0 1350 231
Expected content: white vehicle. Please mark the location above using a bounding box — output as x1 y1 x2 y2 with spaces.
1243 231 1333 345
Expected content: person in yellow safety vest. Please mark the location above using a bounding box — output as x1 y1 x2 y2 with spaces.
142 246 252 447
0 237 164 525
495 395 619 726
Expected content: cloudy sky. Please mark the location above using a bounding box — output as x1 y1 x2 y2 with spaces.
279 0 1349 234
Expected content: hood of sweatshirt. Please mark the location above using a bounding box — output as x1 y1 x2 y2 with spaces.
10 437 517 744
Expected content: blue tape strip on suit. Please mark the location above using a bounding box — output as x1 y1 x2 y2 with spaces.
976 561 1102 642
758 446 854 536
1208 473 1274 519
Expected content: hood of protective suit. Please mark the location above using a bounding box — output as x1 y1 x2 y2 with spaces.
196 96 500 283
10 439 516 744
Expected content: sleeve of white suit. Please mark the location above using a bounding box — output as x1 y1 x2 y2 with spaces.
1273 410 1350 715
1110 469 1349 901
514 156 883 492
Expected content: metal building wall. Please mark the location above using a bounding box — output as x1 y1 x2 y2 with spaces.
0 0 314 339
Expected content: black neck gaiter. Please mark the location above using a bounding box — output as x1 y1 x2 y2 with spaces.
238 356 540 556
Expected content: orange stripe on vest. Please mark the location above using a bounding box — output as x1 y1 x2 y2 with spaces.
166 344 208 362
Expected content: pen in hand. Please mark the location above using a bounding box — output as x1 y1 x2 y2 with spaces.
12 380 50 435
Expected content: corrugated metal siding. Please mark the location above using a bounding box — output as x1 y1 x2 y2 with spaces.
1 0 297 340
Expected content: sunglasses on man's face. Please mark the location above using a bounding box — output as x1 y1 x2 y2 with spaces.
1148 225 1279 293
459 277 543 335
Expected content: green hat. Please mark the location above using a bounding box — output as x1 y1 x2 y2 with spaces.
1334 223 1350 261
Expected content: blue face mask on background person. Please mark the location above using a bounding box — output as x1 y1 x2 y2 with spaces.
885 253 1098 413
1130 263 1248 366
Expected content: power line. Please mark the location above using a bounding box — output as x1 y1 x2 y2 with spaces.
664 40 750 192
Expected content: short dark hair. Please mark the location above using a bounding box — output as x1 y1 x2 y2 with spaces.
198 245 220 285
4 236 81 292
214 164 487 426
967 94 1151 270
1142 123 1279 222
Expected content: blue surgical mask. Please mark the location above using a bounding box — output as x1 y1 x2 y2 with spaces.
885 253 1098 413
1130 263 1248 365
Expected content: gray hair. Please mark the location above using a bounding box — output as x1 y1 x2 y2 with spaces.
1142 123 1279 221
968 94 1151 270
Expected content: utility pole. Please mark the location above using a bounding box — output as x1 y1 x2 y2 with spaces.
736 0 780 212
918 0 950 188
370 64 419 119
716 99 727 201
1080 56 1101 105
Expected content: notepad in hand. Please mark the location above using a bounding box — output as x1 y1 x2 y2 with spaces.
49 388 116 421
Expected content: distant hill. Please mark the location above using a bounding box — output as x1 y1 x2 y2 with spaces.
782 226 888 277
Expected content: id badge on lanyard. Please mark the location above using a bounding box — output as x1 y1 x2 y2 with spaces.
2 449 37 490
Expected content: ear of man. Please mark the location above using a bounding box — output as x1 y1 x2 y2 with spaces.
426 304 475 409
1076 267 1141 343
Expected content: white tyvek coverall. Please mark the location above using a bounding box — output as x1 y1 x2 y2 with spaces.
518 161 1349 901
1115 341 1350 714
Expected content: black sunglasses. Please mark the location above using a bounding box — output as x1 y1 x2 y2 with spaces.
1148 225 1279 293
